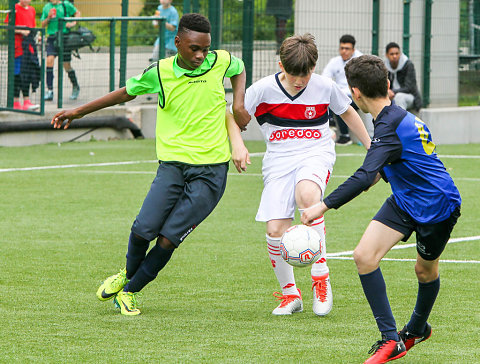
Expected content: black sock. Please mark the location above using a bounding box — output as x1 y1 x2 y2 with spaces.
359 267 399 341
124 242 174 293
46 67 54 90
407 276 440 335
125 232 150 279
67 69 79 88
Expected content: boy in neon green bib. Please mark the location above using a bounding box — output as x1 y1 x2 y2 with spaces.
51 13 250 316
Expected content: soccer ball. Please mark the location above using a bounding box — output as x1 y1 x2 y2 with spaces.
280 225 321 267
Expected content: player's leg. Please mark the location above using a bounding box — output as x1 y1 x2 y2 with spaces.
266 219 303 315
45 39 56 101
114 163 229 315
96 162 184 306
355 220 407 363
399 206 460 351
63 55 80 100
295 164 332 316
256 170 300 315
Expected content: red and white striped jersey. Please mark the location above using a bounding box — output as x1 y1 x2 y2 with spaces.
245 72 351 156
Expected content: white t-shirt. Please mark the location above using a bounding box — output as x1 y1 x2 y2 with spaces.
244 72 351 182
321 50 363 95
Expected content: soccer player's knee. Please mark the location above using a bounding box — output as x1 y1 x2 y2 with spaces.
414 262 438 282
353 247 374 270
157 236 176 250
266 227 284 239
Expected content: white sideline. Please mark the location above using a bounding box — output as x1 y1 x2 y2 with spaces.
327 235 480 264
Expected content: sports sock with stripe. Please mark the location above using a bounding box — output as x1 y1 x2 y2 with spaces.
266 234 298 296
298 209 329 278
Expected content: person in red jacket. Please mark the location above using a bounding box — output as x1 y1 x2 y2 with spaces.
5 0 39 110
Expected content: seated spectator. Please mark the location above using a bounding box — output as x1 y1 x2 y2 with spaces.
384 42 422 111
322 34 374 145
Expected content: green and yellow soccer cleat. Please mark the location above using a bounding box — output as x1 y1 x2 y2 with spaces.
96 268 129 301
114 291 141 316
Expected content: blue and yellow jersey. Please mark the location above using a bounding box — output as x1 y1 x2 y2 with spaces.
324 103 461 224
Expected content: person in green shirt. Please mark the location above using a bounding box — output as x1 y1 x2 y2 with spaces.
51 13 250 316
41 0 81 101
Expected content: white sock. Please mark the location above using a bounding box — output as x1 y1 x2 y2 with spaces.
298 209 329 278
266 234 298 296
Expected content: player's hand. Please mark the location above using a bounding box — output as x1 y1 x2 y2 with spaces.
233 106 251 132
301 202 328 226
51 109 82 129
231 144 251 173
66 21 76 28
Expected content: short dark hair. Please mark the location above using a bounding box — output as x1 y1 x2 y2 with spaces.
344 55 388 98
280 33 318 76
339 34 356 47
178 13 211 34
385 42 400 54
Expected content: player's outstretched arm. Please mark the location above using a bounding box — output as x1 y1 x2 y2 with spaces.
226 110 250 173
340 106 371 149
230 69 251 131
51 87 136 129
301 202 330 226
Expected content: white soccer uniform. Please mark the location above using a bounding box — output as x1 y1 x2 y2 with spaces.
244 72 351 221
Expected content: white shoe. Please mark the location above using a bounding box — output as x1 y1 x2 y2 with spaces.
312 273 333 316
272 289 303 315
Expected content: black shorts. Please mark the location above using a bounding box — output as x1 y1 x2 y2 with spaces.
131 161 229 247
373 195 461 260
47 36 72 62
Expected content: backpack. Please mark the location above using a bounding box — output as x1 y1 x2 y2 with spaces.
63 26 96 51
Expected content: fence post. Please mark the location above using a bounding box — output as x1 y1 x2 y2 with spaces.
423 0 433 107
57 19 65 109
242 0 254 88
192 0 200 13
159 19 165 59
119 0 129 89
7 0 16 108
209 0 221 50
403 0 411 57
371 0 380 56
109 19 116 92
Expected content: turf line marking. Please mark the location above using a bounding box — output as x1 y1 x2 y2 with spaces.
328 256 480 264
2 151 479 173
0 160 157 173
328 235 480 260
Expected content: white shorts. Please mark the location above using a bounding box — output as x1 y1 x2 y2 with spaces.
255 157 333 222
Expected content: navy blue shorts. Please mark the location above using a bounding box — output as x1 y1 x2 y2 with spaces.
47 36 72 62
131 161 229 247
373 195 461 260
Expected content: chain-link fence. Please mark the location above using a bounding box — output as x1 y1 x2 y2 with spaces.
1 0 478 113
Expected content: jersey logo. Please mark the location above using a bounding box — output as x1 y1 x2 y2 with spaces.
269 128 322 141
414 117 436 155
305 106 316 119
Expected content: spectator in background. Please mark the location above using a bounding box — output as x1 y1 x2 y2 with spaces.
41 0 81 101
5 0 39 110
266 0 293 54
384 42 422 111
149 0 179 61
323 34 374 145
